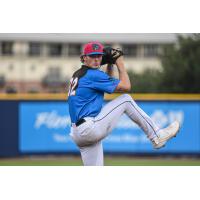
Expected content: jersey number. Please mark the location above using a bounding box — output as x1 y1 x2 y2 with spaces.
68 77 78 96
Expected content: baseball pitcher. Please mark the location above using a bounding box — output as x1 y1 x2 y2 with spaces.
67 41 180 166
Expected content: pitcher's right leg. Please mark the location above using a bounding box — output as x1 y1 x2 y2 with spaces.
79 141 103 166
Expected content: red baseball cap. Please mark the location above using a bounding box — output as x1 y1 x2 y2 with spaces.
82 41 104 56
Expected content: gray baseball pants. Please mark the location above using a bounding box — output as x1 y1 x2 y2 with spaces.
70 94 160 166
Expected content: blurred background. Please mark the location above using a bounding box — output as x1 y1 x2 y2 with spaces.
0 33 200 165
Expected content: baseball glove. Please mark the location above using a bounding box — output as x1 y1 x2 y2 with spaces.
101 47 123 65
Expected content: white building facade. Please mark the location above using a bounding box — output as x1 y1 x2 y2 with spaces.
0 33 178 93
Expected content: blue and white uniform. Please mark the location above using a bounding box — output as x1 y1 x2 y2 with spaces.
68 65 161 166
67 40 180 166
68 65 120 124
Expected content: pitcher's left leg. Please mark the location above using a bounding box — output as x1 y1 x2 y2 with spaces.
93 94 160 141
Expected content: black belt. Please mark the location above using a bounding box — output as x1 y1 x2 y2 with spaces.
75 118 86 127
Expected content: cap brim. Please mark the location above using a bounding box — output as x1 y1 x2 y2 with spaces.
86 52 104 55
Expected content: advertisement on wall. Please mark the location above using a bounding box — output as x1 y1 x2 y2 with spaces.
19 101 200 153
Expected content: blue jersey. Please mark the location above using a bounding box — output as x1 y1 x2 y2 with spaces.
67 65 120 123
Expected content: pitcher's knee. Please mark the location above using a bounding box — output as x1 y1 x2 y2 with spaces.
121 94 132 101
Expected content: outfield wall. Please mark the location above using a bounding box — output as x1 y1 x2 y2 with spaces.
0 93 200 157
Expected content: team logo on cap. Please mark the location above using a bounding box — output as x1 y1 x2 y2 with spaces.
92 44 100 50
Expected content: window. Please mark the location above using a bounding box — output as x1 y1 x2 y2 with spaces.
28 88 39 93
122 44 137 57
1 42 13 55
30 65 36 71
6 86 17 93
48 43 62 56
43 67 64 87
8 64 14 71
48 67 61 78
68 44 81 56
0 76 5 86
144 44 158 57
29 42 41 56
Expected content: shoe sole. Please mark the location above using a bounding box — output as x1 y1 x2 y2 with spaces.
154 122 181 149
159 122 181 143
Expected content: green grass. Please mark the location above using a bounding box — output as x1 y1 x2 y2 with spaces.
105 157 200 166
0 156 200 166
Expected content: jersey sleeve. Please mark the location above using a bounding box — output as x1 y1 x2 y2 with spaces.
90 70 120 94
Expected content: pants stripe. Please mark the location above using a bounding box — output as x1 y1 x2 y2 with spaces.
94 100 158 137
